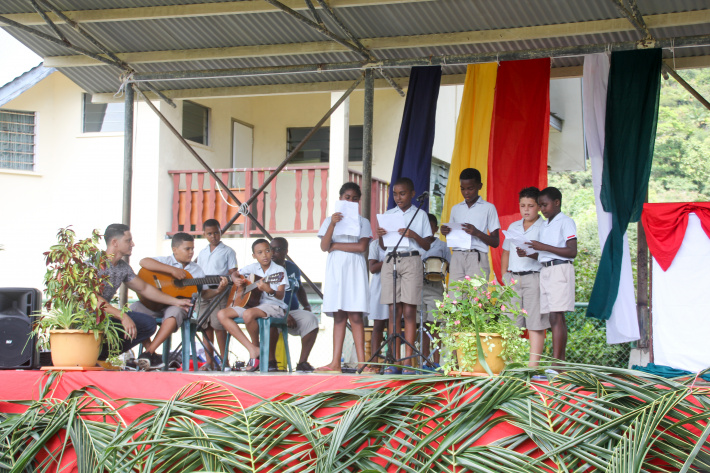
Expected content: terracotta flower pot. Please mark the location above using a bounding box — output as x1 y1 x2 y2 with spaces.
49 329 103 367
454 332 505 374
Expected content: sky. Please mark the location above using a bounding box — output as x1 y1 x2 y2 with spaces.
0 29 42 87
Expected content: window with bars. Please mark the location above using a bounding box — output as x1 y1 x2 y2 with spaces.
0 109 36 171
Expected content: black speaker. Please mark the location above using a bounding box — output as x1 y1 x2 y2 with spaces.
0 288 41 369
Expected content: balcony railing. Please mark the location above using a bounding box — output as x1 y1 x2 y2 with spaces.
168 165 389 237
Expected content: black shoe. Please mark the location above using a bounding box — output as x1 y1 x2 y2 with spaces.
137 352 165 371
295 361 315 372
268 360 280 372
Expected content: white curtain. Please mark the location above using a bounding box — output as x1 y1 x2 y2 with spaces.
653 213 710 372
582 53 640 344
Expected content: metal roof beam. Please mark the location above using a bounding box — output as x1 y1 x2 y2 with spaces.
89 55 709 102
42 9 710 68
127 34 710 82
4 0 435 25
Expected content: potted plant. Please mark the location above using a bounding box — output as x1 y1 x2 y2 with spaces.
34 227 124 367
432 275 529 375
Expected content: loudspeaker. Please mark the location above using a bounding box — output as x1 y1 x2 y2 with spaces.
0 288 41 369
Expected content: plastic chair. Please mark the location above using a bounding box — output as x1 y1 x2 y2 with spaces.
222 284 296 373
154 315 199 372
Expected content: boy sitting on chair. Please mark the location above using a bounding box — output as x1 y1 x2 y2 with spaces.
132 232 228 370
217 238 288 372
267 237 319 372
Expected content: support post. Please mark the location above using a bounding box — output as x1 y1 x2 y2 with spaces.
328 91 350 214
119 84 135 308
361 69 374 221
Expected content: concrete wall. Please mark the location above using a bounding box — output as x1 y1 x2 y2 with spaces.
0 72 127 289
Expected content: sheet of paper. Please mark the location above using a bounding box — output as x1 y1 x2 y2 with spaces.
333 200 360 236
503 229 535 255
377 213 408 248
443 222 471 248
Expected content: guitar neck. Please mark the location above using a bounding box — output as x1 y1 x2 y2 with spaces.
179 276 223 287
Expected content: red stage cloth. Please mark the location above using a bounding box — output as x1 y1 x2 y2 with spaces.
487 58 550 282
641 202 710 271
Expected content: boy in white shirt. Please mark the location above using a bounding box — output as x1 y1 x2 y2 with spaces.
377 177 432 374
501 187 547 368
195 219 237 370
441 168 500 280
530 187 577 363
217 239 288 372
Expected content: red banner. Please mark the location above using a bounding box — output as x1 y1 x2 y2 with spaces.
487 58 550 282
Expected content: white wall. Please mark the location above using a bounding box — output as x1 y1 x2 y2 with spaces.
0 72 127 289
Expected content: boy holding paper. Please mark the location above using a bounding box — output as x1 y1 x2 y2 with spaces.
376 177 431 374
316 182 371 372
441 168 500 281
501 187 547 367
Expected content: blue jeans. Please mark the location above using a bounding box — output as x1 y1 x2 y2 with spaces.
99 311 157 359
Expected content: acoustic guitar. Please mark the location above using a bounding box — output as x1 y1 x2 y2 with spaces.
137 268 224 311
227 272 284 308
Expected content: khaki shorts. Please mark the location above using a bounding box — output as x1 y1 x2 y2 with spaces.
199 294 228 330
503 272 549 331
450 250 490 282
419 279 445 322
227 303 285 319
381 255 423 306
130 301 189 327
287 309 319 337
540 262 575 314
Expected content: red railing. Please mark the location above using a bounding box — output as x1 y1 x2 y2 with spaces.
168 165 389 237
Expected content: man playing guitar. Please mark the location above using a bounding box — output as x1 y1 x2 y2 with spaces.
132 232 228 370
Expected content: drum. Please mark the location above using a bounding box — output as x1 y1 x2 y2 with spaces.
423 257 448 282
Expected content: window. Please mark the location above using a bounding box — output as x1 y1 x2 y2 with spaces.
182 101 209 145
287 126 363 163
0 109 36 171
82 93 125 133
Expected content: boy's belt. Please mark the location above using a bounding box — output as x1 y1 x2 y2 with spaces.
510 270 540 276
541 259 572 267
454 248 482 262
388 251 419 258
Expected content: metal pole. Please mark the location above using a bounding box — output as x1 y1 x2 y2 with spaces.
243 74 363 208
119 84 135 309
133 87 324 298
361 69 374 221
129 33 710 82
662 63 710 111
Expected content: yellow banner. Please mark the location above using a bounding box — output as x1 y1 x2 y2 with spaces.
441 63 498 224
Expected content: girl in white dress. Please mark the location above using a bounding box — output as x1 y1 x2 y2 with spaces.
316 182 372 372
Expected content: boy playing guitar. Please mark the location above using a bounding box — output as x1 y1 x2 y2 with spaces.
217 238 288 372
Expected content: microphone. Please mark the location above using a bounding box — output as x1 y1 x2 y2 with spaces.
416 191 429 203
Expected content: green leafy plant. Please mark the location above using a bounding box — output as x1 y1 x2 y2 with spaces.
33 227 124 359
432 274 529 374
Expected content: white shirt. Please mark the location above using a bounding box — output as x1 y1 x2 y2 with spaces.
449 198 501 252
317 215 372 251
382 205 432 253
421 237 451 262
503 217 543 272
538 212 577 263
196 242 237 276
152 254 205 279
368 238 387 263
238 262 289 309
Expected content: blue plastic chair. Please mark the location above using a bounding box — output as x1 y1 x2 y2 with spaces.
222 283 296 373
154 315 199 372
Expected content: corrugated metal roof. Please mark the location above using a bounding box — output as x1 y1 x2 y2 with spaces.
1 0 709 95
0 63 56 105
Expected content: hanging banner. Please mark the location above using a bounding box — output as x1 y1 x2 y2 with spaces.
487 58 550 283
388 66 442 210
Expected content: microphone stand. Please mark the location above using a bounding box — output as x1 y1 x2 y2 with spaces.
361 194 435 373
